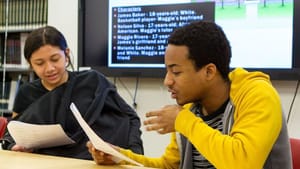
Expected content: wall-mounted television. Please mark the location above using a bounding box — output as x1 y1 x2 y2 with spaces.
78 0 300 80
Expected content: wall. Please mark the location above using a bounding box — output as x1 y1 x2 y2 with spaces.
48 0 79 69
50 1 300 157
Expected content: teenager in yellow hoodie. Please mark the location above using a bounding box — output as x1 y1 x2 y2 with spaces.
87 21 292 169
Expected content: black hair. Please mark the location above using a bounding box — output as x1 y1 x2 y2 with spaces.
167 21 231 80
24 25 73 69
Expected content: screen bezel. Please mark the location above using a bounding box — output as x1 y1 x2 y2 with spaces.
78 0 300 79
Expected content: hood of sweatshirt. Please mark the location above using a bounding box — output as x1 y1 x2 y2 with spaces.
229 67 272 101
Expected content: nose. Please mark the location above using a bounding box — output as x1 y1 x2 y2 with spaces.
45 61 55 72
163 72 173 87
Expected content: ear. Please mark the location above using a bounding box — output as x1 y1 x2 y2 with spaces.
204 63 217 80
64 48 70 62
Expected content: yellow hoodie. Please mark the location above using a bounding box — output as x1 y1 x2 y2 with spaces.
120 68 285 169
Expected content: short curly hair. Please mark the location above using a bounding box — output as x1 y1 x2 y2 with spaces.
167 21 231 81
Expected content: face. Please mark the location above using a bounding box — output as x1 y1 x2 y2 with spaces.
30 45 69 90
164 44 210 105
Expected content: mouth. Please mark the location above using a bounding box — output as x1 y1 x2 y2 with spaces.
46 73 58 81
168 89 177 99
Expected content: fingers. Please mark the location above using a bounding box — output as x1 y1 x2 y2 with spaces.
93 151 115 165
144 118 169 134
143 115 158 125
145 125 170 134
157 128 168 135
144 111 162 132
144 105 181 134
145 123 162 131
92 151 106 165
86 141 92 149
11 145 33 152
144 115 163 131
86 141 116 165
145 110 160 118
86 141 96 153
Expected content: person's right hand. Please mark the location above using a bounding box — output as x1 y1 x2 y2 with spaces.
11 145 33 152
86 141 118 165
144 104 182 134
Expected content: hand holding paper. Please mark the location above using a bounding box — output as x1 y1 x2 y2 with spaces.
7 121 75 149
70 102 143 166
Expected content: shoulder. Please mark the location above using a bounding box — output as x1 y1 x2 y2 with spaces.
229 69 282 117
69 70 114 88
18 79 43 92
230 68 277 97
16 78 48 99
13 79 46 113
69 70 107 80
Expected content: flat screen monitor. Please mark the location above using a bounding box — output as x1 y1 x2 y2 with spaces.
78 0 300 80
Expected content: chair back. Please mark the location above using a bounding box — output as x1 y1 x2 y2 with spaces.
0 117 8 138
290 138 300 169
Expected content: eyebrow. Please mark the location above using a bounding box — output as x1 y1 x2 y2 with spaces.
32 53 60 60
167 64 180 69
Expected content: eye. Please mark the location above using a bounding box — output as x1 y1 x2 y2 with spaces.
51 58 60 62
33 61 44 66
51 55 61 62
172 71 181 76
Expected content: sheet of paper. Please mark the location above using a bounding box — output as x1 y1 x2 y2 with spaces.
70 102 143 167
7 121 75 149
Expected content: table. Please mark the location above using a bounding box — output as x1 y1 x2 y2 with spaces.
0 150 158 169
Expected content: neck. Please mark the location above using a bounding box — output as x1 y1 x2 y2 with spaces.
202 80 230 115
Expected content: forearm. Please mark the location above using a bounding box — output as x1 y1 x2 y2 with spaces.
120 134 180 169
1 139 15 150
1 132 16 150
120 148 165 168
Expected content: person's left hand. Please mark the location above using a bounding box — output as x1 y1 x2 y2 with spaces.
11 144 34 153
144 104 182 134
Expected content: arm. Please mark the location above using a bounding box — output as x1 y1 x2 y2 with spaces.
1 111 33 152
144 105 182 134
12 112 18 118
87 133 180 169
1 130 33 153
1 82 35 151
